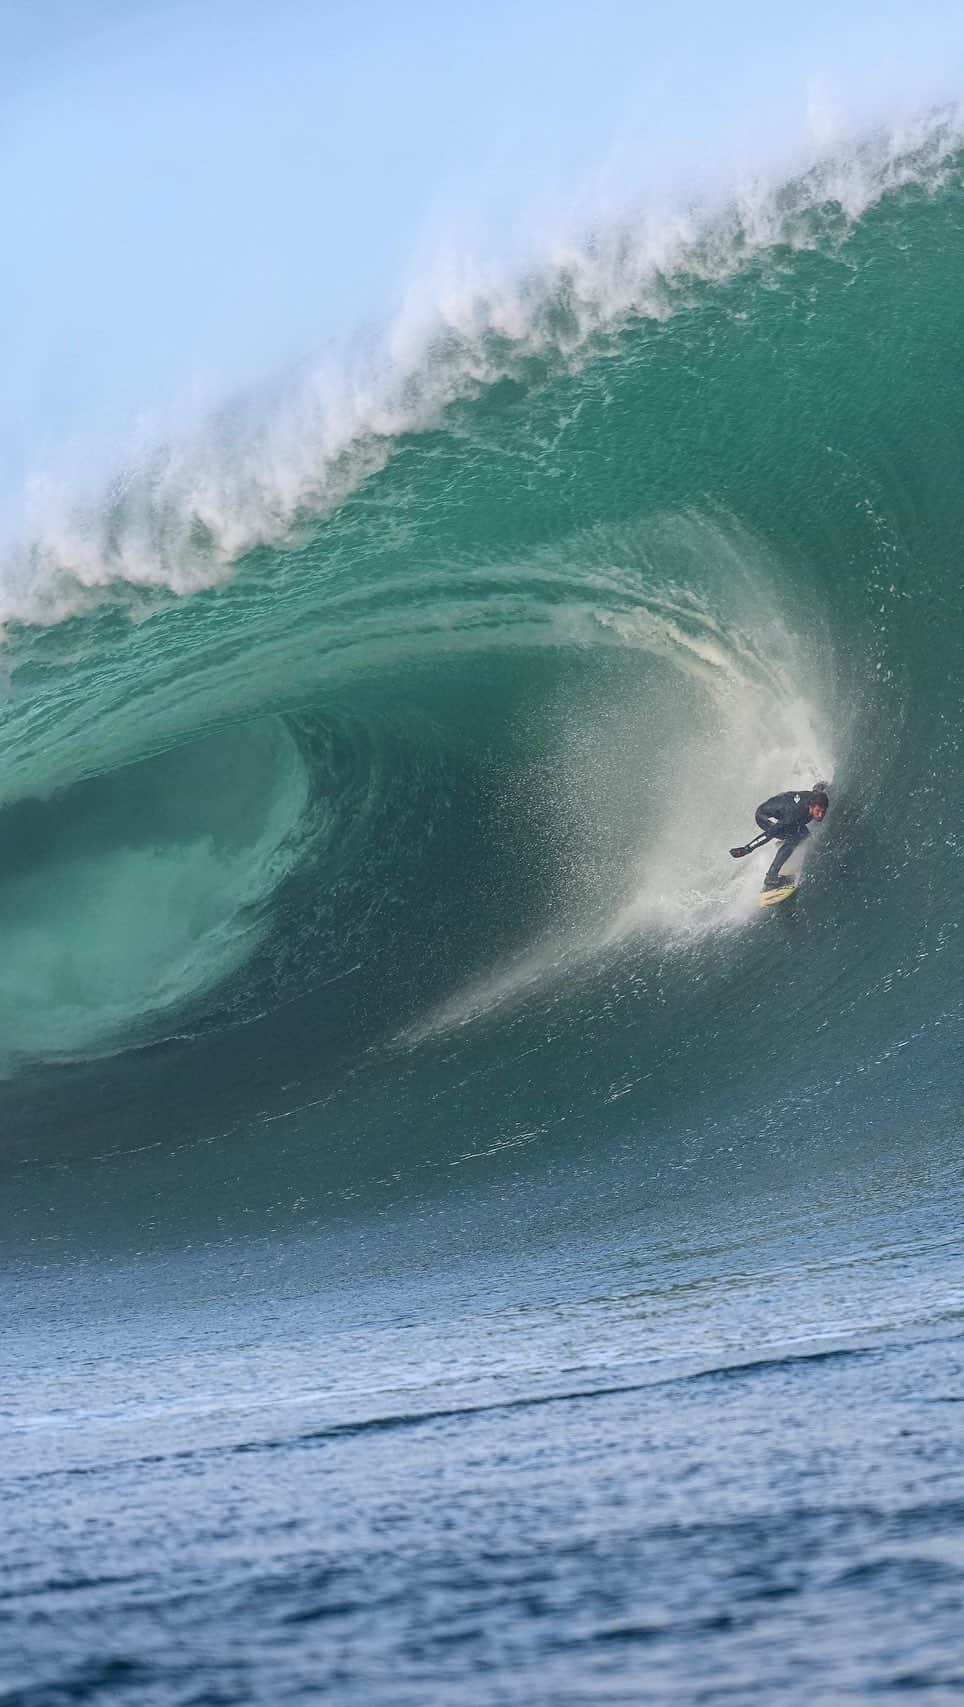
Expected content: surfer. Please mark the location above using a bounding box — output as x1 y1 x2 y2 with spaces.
729 787 829 888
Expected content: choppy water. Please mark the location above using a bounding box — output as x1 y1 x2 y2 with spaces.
3 117 964 1704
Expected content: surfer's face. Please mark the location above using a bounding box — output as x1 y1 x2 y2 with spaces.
809 803 826 821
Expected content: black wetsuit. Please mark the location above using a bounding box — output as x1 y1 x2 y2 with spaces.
755 790 822 885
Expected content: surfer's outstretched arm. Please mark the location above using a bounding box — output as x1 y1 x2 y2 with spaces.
729 831 771 859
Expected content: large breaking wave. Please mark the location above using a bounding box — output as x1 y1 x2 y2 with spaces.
3 117 964 1255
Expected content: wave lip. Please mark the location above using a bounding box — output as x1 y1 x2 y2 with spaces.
3 111 962 634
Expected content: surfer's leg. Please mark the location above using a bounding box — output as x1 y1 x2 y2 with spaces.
764 834 802 886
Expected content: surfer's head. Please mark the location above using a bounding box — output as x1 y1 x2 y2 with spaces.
809 790 829 820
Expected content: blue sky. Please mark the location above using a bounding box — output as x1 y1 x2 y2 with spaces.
1 0 963 533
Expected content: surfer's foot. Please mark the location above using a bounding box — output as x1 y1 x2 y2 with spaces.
764 875 793 890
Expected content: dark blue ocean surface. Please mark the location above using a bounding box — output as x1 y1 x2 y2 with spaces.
4 1152 963 1706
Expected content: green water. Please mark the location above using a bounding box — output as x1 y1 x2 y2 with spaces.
2 132 964 1253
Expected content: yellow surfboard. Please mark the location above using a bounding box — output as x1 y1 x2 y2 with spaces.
759 880 797 908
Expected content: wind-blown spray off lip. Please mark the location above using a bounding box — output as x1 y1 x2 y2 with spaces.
2 110 961 633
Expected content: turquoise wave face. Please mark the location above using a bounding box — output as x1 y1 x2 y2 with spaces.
0 720 313 1067
3 143 964 1249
